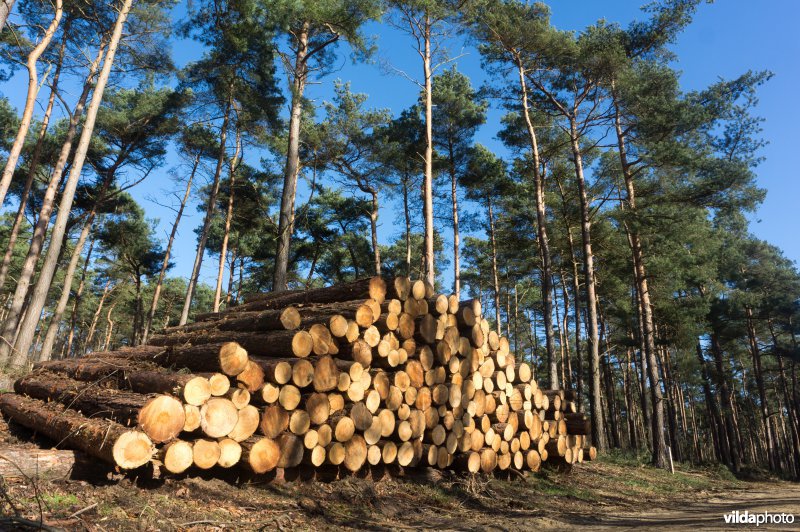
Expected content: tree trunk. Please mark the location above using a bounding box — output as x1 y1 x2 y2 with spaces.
0 21 68 292
710 332 742 471
402 176 411 276
568 119 605 451
180 98 232 325
448 145 460 299
6 0 132 369
0 0 62 207
515 59 556 388
214 126 241 312
612 93 665 466
84 281 110 352
0 35 106 368
37 212 96 362
487 196 501 335
273 22 309 292
65 230 95 358
422 14 435 288
0 0 16 33
142 155 199 344
745 306 777 471
370 189 381 275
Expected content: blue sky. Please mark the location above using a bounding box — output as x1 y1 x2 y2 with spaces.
2 0 798 290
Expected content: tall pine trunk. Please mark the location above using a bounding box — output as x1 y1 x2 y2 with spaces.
448 143 460 299
64 232 95 357
6 0 132 368
746 306 777 470
369 189 381 275
403 175 412 276
0 21 68 292
0 0 62 207
273 22 309 292
37 211 95 362
214 127 241 312
422 14 435 288
0 0 15 33
143 155 199 343
487 196 501 335
0 33 108 368
179 99 231 325
612 94 665 466
568 118 605 450
515 59 556 388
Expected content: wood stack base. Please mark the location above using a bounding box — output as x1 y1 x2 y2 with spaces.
0 276 596 478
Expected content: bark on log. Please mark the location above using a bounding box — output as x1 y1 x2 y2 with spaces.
0 394 153 469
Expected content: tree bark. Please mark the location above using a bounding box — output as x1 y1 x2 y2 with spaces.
568 118 605 451
0 30 107 367
0 0 16 34
369 189 381 275
0 20 68 292
0 0 62 207
515 59 556 389
422 13 435 288
402 175 412 276
214 125 241 312
142 155 199 344
448 143 460 299
5 0 132 369
180 98 231 325
37 212 96 362
612 92 665 466
745 306 777 471
487 196 501 336
273 22 309 292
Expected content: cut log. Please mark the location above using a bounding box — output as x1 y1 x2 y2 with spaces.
277 433 304 468
260 405 289 439
14 372 184 444
228 405 260 442
0 395 155 469
200 398 239 439
241 438 280 473
159 440 194 474
0 446 105 480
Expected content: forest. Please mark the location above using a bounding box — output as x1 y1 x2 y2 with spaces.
0 0 797 484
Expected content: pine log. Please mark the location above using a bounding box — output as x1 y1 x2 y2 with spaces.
238 277 386 312
159 440 194 474
14 372 184 443
0 446 105 479
0 394 152 469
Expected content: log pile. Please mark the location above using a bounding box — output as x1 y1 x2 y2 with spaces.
0 276 596 477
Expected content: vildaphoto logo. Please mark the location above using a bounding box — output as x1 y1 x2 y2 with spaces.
723 510 795 526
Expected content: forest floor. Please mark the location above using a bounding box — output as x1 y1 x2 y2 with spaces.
1 411 799 532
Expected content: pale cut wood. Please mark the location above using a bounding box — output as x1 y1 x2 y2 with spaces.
219 342 249 376
226 387 250 409
193 439 221 469
217 438 242 468
0 394 154 470
241 438 280 473
208 373 231 396
228 405 259 442
183 404 201 432
138 395 186 443
200 398 239 439
237 361 265 392
161 440 194 474
260 405 289 439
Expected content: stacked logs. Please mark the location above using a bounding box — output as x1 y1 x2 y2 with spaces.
0 276 596 476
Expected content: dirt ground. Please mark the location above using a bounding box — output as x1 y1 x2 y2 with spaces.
1 420 799 532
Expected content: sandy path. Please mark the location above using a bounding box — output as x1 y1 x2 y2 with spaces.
530 483 800 530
